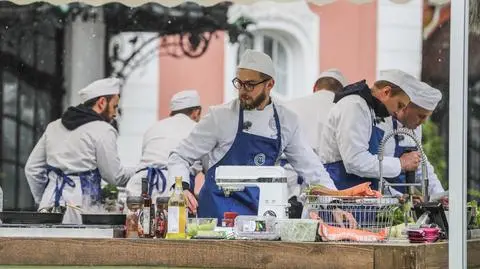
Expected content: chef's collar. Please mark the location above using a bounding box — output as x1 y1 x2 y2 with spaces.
334 80 390 120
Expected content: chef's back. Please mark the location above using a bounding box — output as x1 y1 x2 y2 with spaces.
25 78 136 224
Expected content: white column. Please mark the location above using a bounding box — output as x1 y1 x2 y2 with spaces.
111 32 160 167
449 0 469 268
63 9 106 108
376 0 423 78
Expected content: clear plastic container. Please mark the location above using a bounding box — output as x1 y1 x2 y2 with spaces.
234 215 279 240
278 219 319 242
186 218 217 237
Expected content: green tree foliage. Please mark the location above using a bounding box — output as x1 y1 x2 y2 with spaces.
422 120 447 189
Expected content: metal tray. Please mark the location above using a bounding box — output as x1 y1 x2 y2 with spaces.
81 214 126 225
0 211 64 224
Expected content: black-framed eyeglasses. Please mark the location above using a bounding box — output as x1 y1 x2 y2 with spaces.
232 77 270 92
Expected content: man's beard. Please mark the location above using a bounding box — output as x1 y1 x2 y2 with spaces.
100 107 113 123
240 90 267 110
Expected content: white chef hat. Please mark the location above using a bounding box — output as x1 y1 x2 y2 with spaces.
170 90 201 111
237 49 275 79
377 69 416 100
318 68 348 87
78 78 121 103
409 81 442 111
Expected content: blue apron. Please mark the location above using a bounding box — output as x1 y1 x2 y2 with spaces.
323 83 385 190
198 103 282 222
46 165 101 207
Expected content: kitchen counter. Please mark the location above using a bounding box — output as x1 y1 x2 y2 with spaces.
0 237 478 269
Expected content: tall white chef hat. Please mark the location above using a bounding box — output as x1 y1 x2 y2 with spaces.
78 78 121 103
377 69 417 100
237 49 275 79
409 81 443 111
170 90 201 111
318 68 348 87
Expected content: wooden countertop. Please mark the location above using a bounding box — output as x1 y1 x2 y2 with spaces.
0 237 478 269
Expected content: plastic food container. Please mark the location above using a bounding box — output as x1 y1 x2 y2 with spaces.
186 218 217 237
278 219 319 242
234 215 279 240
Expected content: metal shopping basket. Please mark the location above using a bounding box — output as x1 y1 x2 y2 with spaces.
302 195 400 243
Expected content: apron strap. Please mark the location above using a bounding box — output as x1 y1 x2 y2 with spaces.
146 166 167 196
46 165 76 207
393 119 400 147
272 103 282 154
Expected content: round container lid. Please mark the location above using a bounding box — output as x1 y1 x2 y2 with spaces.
126 196 143 205
156 197 169 204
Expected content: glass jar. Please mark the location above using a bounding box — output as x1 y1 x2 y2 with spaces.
222 211 238 227
155 197 169 239
125 196 143 238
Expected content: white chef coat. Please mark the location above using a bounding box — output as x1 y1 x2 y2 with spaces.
282 89 335 198
319 94 402 179
168 98 336 190
126 113 202 199
25 119 136 223
285 90 335 155
378 118 445 195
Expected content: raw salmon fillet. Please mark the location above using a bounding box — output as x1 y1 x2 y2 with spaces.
318 223 387 242
309 182 382 197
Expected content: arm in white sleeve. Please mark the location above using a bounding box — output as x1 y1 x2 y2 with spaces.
25 133 48 204
283 121 337 190
413 126 445 195
337 101 401 178
416 157 445 195
189 160 203 176
168 108 218 185
96 127 136 187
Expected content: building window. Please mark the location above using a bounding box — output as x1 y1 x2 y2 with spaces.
0 18 64 210
237 33 290 98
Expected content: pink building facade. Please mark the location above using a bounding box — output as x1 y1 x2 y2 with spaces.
116 0 424 167
158 1 385 119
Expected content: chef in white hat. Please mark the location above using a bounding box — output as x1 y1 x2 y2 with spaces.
281 68 347 217
25 78 136 224
126 89 203 202
381 80 445 198
168 49 337 221
319 69 422 190
286 68 347 155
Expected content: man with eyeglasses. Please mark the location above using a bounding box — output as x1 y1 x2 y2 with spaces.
167 49 337 221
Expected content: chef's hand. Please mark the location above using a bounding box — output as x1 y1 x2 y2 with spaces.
400 151 421 171
184 190 198 214
440 196 449 208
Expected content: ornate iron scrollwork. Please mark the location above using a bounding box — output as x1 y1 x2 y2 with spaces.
105 2 254 80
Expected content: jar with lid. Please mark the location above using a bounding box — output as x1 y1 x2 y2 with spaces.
125 196 143 238
155 197 169 238
222 212 238 227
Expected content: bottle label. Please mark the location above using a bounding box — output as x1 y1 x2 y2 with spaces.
142 207 150 234
168 206 180 233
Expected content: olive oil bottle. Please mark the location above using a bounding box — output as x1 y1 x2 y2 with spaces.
166 176 187 239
